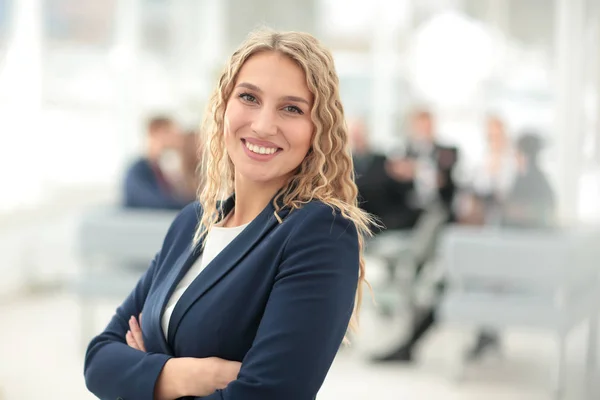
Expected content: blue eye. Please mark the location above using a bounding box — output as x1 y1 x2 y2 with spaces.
283 105 303 115
239 93 257 103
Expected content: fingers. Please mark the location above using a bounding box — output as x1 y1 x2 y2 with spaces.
129 316 146 352
125 330 140 350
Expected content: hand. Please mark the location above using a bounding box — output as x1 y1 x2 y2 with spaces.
126 313 241 397
125 313 146 352
182 357 241 395
385 159 415 181
209 357 242 390
158 357 241 398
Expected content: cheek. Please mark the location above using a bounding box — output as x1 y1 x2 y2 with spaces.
224 103 243 138
289 122 314 153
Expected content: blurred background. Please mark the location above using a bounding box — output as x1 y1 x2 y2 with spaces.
1 0 600 399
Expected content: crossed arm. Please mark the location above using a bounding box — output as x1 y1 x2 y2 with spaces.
83 253 240 400
84 205 359 400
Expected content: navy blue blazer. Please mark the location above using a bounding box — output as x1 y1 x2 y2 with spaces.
124 158 191 210
84 196 360 400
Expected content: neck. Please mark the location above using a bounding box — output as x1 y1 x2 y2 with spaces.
490 144 508 155
225 173 287 227
147 145 162 163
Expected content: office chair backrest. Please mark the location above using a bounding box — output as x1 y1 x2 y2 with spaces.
77 207 178 265
440 226 598 298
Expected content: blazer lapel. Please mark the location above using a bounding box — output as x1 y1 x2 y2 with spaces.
149 242 197 355
167 196 290 345
154 197 235 353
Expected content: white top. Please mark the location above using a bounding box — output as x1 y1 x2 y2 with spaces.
411 142 439 207
161 220 249 338
472 150 517 200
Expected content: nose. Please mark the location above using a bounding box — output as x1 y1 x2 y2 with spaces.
250 107 278 137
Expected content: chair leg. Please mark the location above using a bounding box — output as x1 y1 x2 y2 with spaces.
453 357 467 383
80 296 94 351
586 313 598 396
587 313 598 371
554 334 567 400
448 331 469 384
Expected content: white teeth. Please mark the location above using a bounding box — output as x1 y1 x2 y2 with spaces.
244 140 278 155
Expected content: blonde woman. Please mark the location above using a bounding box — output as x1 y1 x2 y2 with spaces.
84 28 374 400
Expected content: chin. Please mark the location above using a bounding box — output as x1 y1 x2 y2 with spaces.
238 167 291 187
237 168 274 183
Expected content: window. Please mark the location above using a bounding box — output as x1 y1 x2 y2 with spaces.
43 0 116 48
0 0 11 50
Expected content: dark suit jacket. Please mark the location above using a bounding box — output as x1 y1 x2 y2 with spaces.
84 196 359 400
403 143 458 209
384 143 458 227
354 153 415 231
501 165 556 228
123 158 191 210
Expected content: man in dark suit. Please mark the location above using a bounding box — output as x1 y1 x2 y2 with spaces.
384 109 458 227
123 115 194 210
373 109 459 363
350 118 402 233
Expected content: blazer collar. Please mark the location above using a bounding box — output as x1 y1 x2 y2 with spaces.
165 194 291 346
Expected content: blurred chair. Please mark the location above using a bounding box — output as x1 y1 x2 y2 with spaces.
74 207 178 348
360 201 448 355
439 226 599 399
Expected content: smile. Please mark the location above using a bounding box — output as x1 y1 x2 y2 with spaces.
243 139 280 155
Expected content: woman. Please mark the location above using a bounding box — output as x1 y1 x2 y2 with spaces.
465 115 517 225
84 28 374 400
501 132 556 228
465 131 556 362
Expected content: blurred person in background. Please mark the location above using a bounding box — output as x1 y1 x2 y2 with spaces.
462 115 517 225
501 131 556 228
350 117 398 233
123 115 196 210
165 128 203 202
84 28 375 400
465 131 557 361
385 109 458 229
461 115 516 360
372 109 458 363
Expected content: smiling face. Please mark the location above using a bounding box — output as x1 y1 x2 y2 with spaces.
223 51 314 191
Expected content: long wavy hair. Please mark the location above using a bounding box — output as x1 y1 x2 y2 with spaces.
194 28 377 338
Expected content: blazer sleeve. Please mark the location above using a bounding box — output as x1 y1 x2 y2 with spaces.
83 252 172 400
82 202 199 400
200 204 360 400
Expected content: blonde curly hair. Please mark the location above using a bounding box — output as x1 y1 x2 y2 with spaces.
194 28 376 337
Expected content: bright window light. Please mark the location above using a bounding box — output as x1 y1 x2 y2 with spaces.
409 10 495 106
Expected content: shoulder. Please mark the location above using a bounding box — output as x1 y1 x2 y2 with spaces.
160 201 202 248
284 201 358 243
129 158 151 171
278 201 360 277
125 158 152 178
371 153 388 167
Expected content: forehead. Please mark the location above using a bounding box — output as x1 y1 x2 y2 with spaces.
235 51 312 101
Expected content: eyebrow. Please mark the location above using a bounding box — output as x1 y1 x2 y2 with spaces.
236 82 311 105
